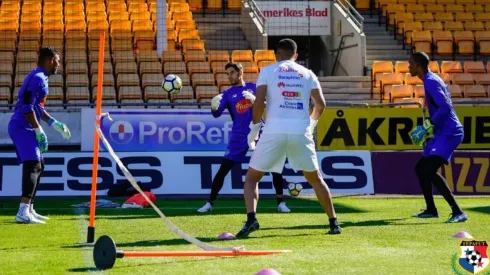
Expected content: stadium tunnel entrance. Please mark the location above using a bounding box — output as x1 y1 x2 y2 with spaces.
267 36 327 77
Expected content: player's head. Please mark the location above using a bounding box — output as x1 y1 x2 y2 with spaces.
276 38 298 61
409 52 430 78
225 62 244 86
38 47 60 76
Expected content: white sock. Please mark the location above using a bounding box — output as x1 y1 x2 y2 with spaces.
18 203 30 215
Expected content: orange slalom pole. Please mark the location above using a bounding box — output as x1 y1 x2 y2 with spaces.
87 32 106 243
120 250 292 258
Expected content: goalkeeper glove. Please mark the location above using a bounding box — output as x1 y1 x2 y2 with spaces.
211 94 223 111
48 118 71 140
242 90 256 104
423 119 434 136
247 121 261 150
34 127 48 153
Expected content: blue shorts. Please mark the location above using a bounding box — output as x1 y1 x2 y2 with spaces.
8 120 41 164
423 134 463 164
224 137 249 162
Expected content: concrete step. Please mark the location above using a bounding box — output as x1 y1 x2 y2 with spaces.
193 15 241 23
366 44 404 50
319 76 371 82
321 82 363 89
365 35 396 41
364 30 391 36
201 34 245 40
367 49 408 55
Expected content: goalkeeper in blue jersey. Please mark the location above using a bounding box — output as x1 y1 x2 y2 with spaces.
8 47 71 224
408 52 467 223
197 62 291 213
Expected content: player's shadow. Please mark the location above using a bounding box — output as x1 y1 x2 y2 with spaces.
465 206 490 215
260 218 431 231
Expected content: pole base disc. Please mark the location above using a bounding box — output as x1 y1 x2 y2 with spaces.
93 235 117 270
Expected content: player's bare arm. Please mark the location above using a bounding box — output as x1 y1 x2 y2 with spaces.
24 112 41 129
252 85 266 124
310 88 326 120
41 110 53 123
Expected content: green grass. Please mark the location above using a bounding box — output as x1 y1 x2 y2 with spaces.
0 197 489 275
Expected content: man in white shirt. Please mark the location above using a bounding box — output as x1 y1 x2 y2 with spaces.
235 39 342 238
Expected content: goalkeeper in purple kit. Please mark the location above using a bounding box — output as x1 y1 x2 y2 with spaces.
408 52 467 223
197 62 291 213
8 47 71 224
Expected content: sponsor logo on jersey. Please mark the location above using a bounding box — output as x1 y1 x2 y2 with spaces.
277 82 303 88
278 67 298 73
236 98 253 114
278 75 301 80
282 91 302 97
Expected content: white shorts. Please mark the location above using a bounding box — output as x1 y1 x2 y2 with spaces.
249 133 319 173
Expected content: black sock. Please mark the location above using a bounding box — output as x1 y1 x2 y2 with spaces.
432 173 463 215
415 157 438 213
247 212 256 223
208 159 235 202
329 217 339 227
276 196 284 205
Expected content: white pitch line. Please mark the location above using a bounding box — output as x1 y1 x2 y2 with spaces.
73 208 104 274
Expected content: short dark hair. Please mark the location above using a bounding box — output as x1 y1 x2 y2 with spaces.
276 38 297 56
225 62 243 72
411 52 430 69
38 47 59 65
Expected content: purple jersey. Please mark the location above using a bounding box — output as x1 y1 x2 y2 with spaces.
212 82 255 162
11 67 49 129
212 82 256 138
423 72 463 136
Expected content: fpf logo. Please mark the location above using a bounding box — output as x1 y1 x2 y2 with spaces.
109 120 134 144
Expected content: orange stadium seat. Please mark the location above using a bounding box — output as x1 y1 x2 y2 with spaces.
476 31 490 55
162 51 183 63
170 86 194 101
380 73 404 98
386 4 406 26
231 50 253 62
455 12 475 23
211 61 228 75
454 31 475 55
372 61 394 87
192 73 215 89
137 51 159 64
178 29 200 43
66 87 90 102
404 22 423 45
228 0 242 9
451 73 475 85
164 61 187 75
188 61 211 75
119 86 143 102
395 13 414 34
446 4 465 13
215 73 231 88
413 85 425 98
390 85 413 102
434 13 454 25
145 86 169 101
242 62 259 74
464 85 488 97
464 61 486 73
395 61 409 73
208 50 230 64
404 73 423 86
433 30 454 56
465 4 484 13
185 51 207 63
425 4 445 13
412 30 432 53
414 13 434 23
195 85 219 101
448 84 463 98
141 73 163 90
441 61 463 74
139 61 162 75
423 21 443 32
475 13 490 24
0 75 12 89
116 74 140 89
243 73 258 83
91 74 115 88
175 20 197 33
465 21 485 32
406 4 425 14
475 74 490 85
92 86 117 101
254 50 275 63
182 40 205 52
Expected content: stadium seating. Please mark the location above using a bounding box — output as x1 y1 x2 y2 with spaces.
372 60 490 102
0 0 263 108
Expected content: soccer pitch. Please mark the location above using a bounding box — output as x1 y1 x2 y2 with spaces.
0 197 488 275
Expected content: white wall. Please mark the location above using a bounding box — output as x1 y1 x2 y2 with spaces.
324 3 366 76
